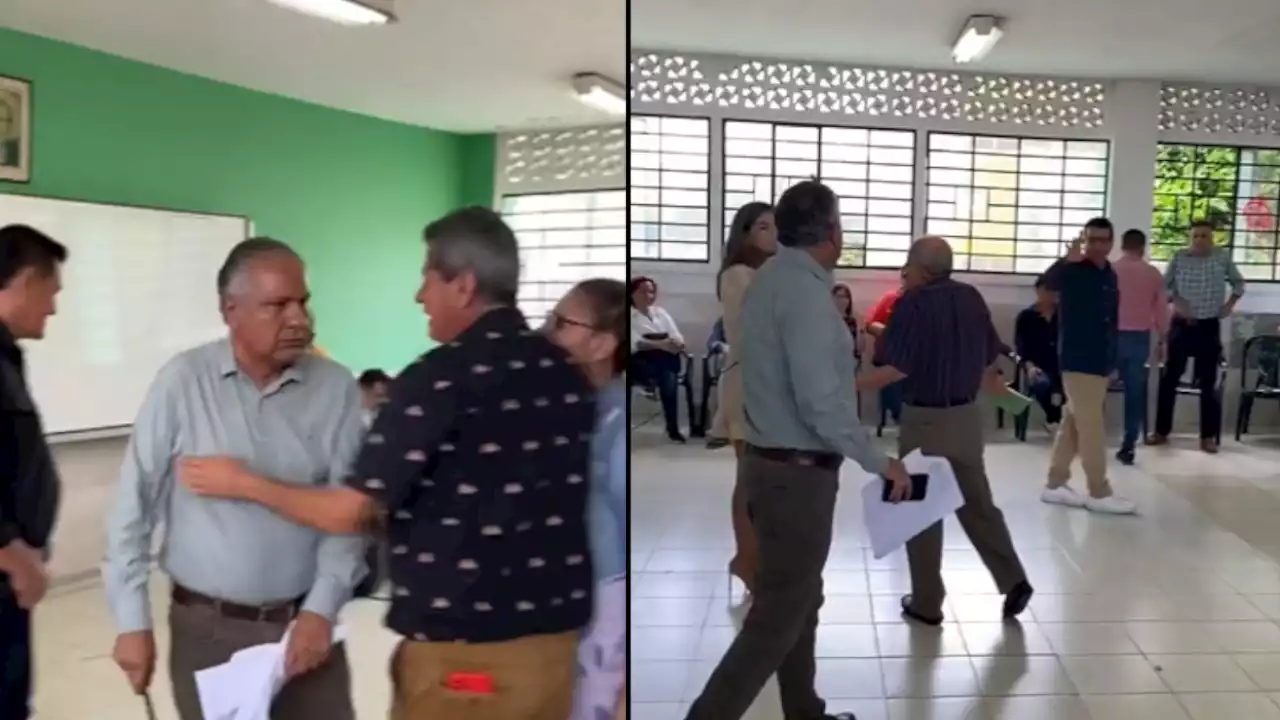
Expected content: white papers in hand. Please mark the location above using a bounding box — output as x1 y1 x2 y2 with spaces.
860 450 965 559
194 622 347 720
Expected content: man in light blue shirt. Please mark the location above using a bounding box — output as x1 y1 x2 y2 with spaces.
685 181 907 720
102 238 365 720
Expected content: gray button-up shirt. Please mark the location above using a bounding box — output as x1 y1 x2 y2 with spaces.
103 340 366 634
740 246 890 475
1164 247 1246 320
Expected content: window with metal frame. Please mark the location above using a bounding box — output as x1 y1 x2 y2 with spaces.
500 190 626 322
1153 143 1280 280
629 115 711 262
722 120 915 268
925 133 1110 274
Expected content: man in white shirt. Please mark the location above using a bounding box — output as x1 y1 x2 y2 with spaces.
628 276 687 442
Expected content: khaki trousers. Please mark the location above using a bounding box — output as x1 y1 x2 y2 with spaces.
1047 371 1114 499
390 631 578 720
899 403 1027 618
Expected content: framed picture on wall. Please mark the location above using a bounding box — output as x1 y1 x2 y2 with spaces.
0 75 31 183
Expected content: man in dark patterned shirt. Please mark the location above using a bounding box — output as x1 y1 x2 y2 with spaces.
858 236 1031 626
179 207 597 720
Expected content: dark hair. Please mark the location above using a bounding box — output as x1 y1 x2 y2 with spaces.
424 206 520 305
0 225 68 290
1189 219 1216 231
1083 217 1115 239
574 278 627 375
832 283 855 321
718 202 774 299
1121 229 1147 251
1034 274 1049 289
217 237 300 297
627 276 656 306
775 181 840 249
357 369 391 388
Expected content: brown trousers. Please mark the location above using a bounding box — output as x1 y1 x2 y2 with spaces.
168 602 355 720
899 403 1027 618
390 631 578 720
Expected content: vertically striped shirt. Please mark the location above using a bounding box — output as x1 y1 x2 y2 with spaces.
1164 248 1246 320
876 278 1001 406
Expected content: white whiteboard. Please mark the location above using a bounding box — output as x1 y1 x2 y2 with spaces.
1 194 249 435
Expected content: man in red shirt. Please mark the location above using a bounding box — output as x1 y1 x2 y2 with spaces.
864 273 906 425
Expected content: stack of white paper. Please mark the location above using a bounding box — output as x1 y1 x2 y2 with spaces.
194 623 347 720
860 449 965 559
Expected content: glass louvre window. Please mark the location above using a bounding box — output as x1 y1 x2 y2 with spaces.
629 115 711 262
926 133 1110 274
722 120 915 268
500 190 626 322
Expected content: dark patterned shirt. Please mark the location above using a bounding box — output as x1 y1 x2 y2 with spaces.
347 308 597 643
0 323 60 557
876 278 1001 407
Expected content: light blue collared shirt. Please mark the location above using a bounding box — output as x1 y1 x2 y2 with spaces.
588 379 626 580
103 340 366 633
740 247 889 475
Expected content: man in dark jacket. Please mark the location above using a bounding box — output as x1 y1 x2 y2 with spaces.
0 224 66 719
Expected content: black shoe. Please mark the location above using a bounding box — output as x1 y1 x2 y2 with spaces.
667 430 687 443
1116 448 1135 466
900 594 943 626
825 714 857 720
705 437 729 450
1003 580 1034 619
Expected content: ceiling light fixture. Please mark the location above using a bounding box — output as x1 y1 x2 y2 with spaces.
952 15 1004 64
264 0 395 26
572 73 626 116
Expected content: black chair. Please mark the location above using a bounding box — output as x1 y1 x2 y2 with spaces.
1236 335 1280 440
1158 356 1228 444
629 352 697 435
694 346 729 438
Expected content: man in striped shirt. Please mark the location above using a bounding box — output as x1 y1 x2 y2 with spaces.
1113 230 1168 466
1149 221 1245 453
858 236 1032 626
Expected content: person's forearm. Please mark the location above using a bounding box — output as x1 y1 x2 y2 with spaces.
856 364 905 392
244 476 366 535
866 322 886 338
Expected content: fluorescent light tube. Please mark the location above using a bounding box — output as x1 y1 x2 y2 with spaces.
572 73 626 116
952 15 1004 64
264 0 394 26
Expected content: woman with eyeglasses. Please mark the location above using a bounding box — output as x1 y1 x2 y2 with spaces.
544 279 628 720
712 202 776 596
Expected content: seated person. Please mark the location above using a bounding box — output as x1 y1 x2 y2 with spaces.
864 275 905 425
628 276 687 443
356 368 392 430
1015 275 1063 431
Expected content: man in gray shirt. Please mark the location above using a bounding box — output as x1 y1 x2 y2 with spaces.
684 181 909 720
103 238 365 720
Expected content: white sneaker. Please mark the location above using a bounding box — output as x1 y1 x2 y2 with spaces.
1085 495 1137 515
1041 486 1087 508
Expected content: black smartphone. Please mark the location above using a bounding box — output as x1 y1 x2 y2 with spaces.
881 473 930 503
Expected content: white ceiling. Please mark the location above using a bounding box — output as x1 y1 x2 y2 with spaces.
631 0 1280 86
0 0 624 133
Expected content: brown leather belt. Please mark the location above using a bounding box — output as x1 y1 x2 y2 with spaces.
745 444 843 471
172 584 302 623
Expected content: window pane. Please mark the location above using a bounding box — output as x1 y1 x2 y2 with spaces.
928 132 1113 274
720 121 916 268
500 190 627 322
629 115 711 262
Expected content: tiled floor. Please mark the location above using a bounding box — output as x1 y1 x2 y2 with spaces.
629 427 1280 720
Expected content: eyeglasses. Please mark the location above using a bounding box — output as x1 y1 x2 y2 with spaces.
544 312 597 332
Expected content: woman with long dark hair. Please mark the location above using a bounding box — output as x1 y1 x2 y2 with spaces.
628 276 687 442
713 202 776 596
543 279 628 720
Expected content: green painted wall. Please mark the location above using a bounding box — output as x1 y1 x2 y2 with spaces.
0 29 496 373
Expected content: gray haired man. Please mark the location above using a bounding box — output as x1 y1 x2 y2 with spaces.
103 238 366 719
